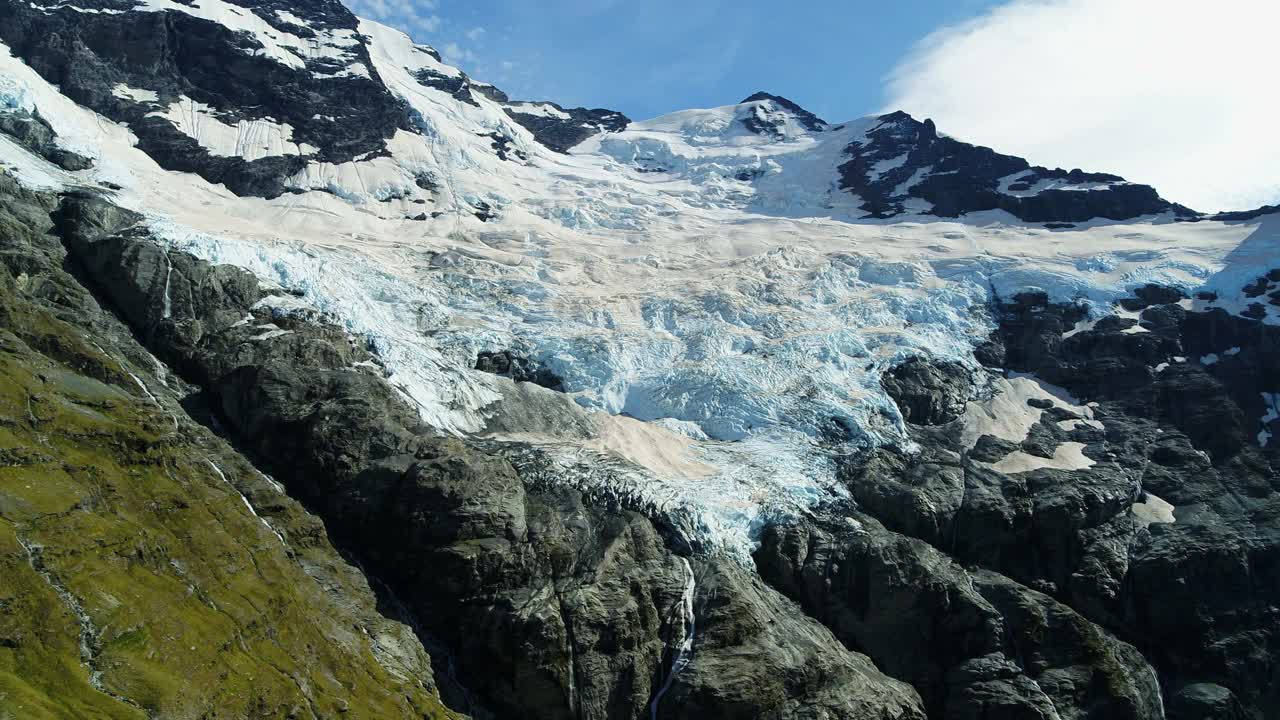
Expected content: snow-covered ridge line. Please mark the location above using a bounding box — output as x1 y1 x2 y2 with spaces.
131 0 365 73
2 21 1273 559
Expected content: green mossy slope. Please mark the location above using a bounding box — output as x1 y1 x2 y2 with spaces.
0 173 460 719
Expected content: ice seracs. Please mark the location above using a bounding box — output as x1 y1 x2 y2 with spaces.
0 9 1276 559
0 74 33 112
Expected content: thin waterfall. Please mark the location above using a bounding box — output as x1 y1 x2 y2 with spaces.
649 558 696 720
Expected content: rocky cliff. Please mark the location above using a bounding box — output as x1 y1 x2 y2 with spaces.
0 173 459 719
0 0 1278 718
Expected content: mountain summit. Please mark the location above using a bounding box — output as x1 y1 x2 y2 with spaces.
739 91 829 133
838 110 1197 221
1 1 1279 718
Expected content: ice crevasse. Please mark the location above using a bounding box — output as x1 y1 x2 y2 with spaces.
0 21 1267 561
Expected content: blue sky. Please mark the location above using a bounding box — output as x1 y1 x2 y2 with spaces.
344 0 999 122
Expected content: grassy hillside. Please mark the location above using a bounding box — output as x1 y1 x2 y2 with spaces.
0 173 460 719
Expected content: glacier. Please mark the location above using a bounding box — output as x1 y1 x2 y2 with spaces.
0 18 1272 560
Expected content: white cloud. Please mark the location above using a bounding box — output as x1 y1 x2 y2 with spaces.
443 42 478 66
885 0 1280 212
465 27 486 42
342 0 441 36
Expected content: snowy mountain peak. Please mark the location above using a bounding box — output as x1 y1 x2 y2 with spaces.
1 0 1274 563
0 0 1194 227
739 91 829 133
837 109 1195 222
4 3 1280 718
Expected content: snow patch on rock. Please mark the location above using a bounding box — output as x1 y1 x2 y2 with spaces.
1260 392 1280 447
1132 492 1176 526
1 26 1272 560
149 98 319 160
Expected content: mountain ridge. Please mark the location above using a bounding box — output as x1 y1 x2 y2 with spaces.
1 1 1279 718
0 0 1220 221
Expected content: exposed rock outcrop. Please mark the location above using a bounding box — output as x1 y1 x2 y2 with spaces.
660 558 925 720
46 184 930 720
739 92 828 135
0 172 457 719
475 349 565 390
881 355 975 425
840 282 1280 719
838 111 1196 222
0 109 93 171
756 513 1164 719
503 102 630 153
0 0 406 197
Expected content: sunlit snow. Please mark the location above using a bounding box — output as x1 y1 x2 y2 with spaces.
1 19 1275 559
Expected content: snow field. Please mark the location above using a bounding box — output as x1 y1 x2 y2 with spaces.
1 16 1276 558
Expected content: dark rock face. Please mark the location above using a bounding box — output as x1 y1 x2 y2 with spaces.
471 81 510 103
469 197 497 222
503 102 630 154
50 186 930 720
971 434 1021 463
842 281 1280 719
476 349 565 390
739 92 828 135
408 64 631 154
1169 684 1247 720
481 130 528 163
882 355 974 425
405 63 631 154
0 109 94 170
0 0 408 197
838 111 1196 222
1119 283 1188 311
0 172 455 718
413 67 483 108
409 64 629 157
756 515 1165 719
659 559 925 720
1207 204 1280 222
